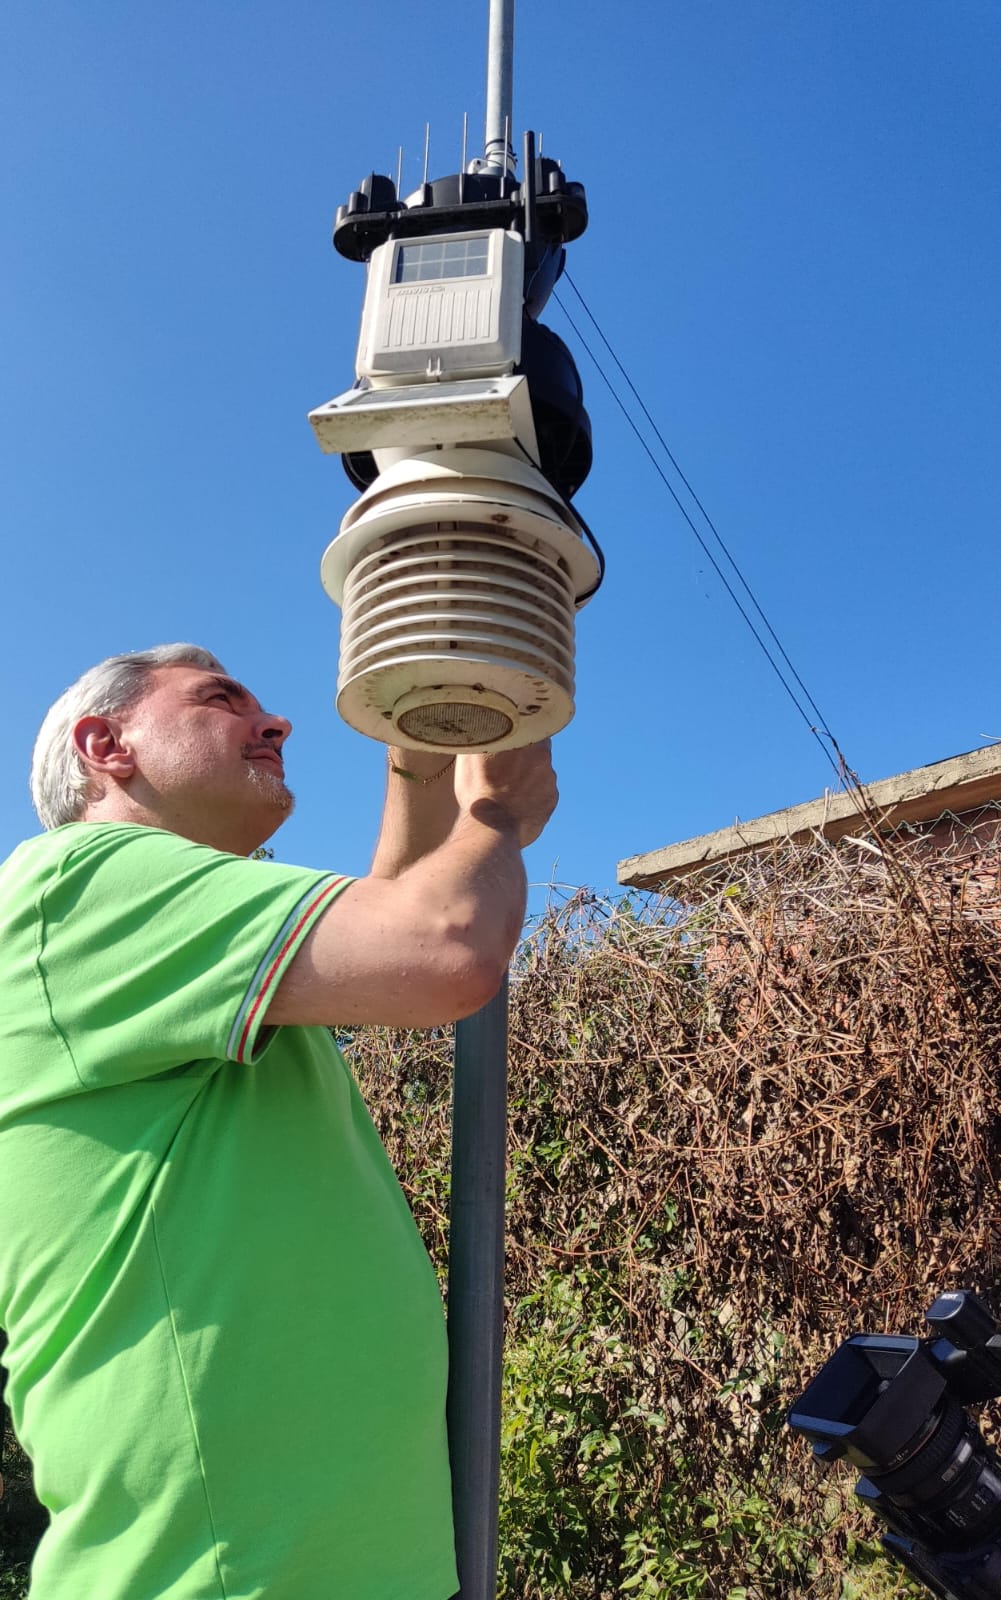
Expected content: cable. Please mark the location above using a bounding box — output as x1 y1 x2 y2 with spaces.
562 270 836 746
571 503 605 603
511 436 606 602
554 281 844 786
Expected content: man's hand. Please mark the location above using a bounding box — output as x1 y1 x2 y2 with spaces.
453 740 558 849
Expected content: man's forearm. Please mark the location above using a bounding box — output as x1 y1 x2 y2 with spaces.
264 803 527 1031
267 742 554 1028
369 747 460 879
395 803 528 987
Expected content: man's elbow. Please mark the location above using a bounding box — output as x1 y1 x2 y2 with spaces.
417 946 507 1025
448 950 509 1020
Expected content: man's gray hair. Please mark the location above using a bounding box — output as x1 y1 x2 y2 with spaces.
31 644 227 830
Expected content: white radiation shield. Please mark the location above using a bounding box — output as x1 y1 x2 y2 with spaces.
318 447 598 753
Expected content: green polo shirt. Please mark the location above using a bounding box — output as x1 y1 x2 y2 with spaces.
0 822 457 1600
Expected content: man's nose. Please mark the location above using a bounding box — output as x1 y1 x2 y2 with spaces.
258 712 292 748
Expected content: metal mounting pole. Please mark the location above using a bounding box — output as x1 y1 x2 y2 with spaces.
447 11 516 1597
447 976 508 1600
482 0 514 173
446 15 516 1592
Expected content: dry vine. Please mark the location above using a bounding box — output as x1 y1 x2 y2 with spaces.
354 814 1001 1596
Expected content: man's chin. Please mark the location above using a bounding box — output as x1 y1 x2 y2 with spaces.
248 790 295 857
245 764 295 821
268 785 295 818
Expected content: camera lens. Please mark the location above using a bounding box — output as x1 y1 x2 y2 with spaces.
868 1402 1001 1547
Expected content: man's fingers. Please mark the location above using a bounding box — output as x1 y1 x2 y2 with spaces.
453 739 558 849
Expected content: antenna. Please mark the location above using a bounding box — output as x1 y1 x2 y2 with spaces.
460 112 468 203
482 0 514 173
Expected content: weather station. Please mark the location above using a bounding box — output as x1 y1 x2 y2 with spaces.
307 3 601 1597
308 34 600 758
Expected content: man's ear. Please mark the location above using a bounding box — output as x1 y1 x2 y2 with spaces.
72 716 137 781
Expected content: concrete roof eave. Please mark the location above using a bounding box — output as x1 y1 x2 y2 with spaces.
617 744 1001 893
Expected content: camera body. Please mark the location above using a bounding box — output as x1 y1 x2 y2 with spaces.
788 1291 1001 1599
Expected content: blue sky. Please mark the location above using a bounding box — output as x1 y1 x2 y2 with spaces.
3 1 999 908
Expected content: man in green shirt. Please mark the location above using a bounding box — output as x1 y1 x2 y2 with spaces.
0 642 556 1600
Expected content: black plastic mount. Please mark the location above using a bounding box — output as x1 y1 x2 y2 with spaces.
333 159 587 262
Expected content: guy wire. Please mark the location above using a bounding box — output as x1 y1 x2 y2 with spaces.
554 279 844 785
563 270 835 743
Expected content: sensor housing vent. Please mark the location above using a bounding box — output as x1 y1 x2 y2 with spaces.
396 700 514 748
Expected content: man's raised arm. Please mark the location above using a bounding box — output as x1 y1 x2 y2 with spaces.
368 747 460 879
264 741 557 1031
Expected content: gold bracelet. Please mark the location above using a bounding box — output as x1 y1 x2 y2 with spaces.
388 754 456 786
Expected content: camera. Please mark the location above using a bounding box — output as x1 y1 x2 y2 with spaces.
787 1290 1001 1597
